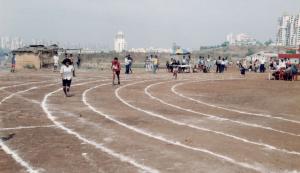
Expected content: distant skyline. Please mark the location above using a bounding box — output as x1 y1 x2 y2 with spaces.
1 0 300 49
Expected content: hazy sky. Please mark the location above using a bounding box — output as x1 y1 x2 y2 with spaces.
0 0 300 49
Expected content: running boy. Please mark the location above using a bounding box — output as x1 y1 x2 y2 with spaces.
111 57 121 85
60 59 74 97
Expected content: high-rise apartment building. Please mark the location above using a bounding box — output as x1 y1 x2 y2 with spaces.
276 14 300 47
114 31 127 52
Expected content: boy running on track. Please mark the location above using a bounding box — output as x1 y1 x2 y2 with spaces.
171 59 179 79
60 59 74 97
111 57 121 85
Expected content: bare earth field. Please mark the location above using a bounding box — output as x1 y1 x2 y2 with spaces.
0 68 299 173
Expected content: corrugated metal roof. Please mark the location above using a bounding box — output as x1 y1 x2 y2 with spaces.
12 44 62 53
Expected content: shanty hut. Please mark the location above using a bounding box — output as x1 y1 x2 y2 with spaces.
12 44 61 70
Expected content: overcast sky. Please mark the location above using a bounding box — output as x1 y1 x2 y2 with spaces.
0 0 300 49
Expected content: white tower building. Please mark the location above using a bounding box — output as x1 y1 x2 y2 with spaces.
114 31 127 52
276 13 300 47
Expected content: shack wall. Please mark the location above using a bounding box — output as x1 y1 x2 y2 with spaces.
15 53 40 70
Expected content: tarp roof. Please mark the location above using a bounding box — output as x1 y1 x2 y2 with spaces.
278 54 300 59
171 48 191 55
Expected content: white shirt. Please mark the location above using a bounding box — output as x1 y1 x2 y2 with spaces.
60 65 74 80
125 58 130 65
53 55 59 65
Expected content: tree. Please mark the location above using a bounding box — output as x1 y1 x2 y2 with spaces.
221 41 230 47
264 39 273 46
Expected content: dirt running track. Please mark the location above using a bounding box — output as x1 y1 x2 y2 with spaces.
0 69 299 173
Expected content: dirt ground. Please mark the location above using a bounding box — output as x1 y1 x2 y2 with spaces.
0 67 299 173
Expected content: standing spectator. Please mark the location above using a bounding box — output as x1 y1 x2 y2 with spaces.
291 64 298 81
53 53 59 72
259 58 266 73
239 60 247 77
125 55 130 75
111 57 121 85
220 58 226 73
11 53 16 73
216 56 221 73
69 54 76 77
76 54 81 69
152 55 158 74
145 56 151 71
127 54 133 74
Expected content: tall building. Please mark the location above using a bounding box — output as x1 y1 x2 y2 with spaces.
114 31 127 52
276 13 300 47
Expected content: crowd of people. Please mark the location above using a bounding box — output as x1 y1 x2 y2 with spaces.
270 58 299 81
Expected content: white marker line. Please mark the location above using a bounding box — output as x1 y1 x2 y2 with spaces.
0 79 103 173
146 80 300 137
83 83 265 172
172 81 300 125
0 125 56 131
42 81 159 173
0 80 55 91
112 81 300 156
0 141 39 173
0 87 38 105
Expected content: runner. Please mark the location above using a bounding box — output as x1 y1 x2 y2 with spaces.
53 53 59 72
111 57 121 85
171 59 179 79
11 53 16 73
60 59 74 97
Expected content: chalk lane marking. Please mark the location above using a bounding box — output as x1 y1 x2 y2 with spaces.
0 77 106 105
172 81 300 124
42 81 159 173
0 140 39 173
0 125 56 131
0 80 55 91
83 83 265 172
115 80 300 156
145 80 300 138
0 79 102 173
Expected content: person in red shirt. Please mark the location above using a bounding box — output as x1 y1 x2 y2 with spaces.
111 57 121 85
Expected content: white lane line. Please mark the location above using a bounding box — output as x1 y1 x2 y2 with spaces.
146 80 300 137
0 78 105 105
0 80 55 91
0 141 39 173
84 83 265 172
0 79 100 173
42 81 159 173
0 125 56 131
0 87 38 105
172 81 300 125
114 81 300 156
